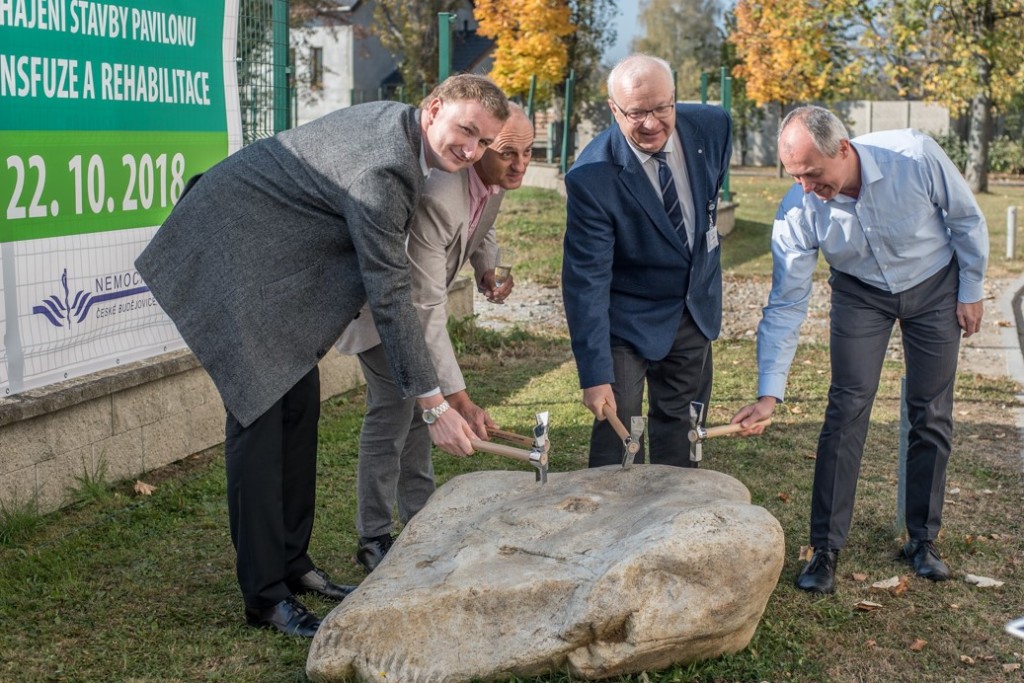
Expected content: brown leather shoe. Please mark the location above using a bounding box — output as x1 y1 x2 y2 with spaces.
902 539 950 581
795 548 838 594
245 596 320 637
288 568 356 601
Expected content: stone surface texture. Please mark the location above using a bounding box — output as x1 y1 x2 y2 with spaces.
307 466 785 682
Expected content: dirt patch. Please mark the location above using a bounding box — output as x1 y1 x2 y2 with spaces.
475 275 1022 382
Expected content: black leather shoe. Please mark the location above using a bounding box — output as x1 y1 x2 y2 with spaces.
288 567 356 601
245 596 320 637
356 534 395 574
795 548 838 594
902 539 950 581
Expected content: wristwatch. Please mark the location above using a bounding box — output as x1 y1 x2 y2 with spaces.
421 399 450 425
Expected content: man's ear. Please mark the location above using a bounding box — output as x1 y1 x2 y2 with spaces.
425 97 443 124
838 139 851 158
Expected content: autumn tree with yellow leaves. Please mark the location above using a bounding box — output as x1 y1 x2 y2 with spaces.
863 0 1024 192
474 0 576 103
729 0 863 109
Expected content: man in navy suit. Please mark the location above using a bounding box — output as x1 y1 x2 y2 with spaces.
562 54 732 467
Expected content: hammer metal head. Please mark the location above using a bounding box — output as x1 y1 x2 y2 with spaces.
688 401 706 462
530 412 550 483
620 416 646 470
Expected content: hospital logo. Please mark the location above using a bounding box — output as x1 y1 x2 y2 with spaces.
33 268 151 328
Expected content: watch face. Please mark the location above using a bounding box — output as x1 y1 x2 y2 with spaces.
422 410 436 424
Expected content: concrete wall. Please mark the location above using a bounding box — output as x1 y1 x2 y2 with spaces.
732 100 951 167
0 280 474 514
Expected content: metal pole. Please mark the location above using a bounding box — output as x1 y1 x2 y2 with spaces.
272 0 289 132
720 68 732 202
895 376 908 536
700 73 708 104
560 70 576 176
438 12 456 82
1008 206 1018 260
526 75 537 121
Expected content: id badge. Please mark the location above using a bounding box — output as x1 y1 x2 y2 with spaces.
706 200 719 252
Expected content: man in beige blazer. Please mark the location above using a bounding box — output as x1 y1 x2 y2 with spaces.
335 106 535 572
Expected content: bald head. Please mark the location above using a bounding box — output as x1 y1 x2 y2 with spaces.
606 54 677 153
778 106 860 201
607 54 674 103
474 104 535 189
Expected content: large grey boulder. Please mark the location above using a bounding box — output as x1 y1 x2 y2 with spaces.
307 465 784 682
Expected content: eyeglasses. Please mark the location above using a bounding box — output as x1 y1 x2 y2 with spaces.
610 100 675 124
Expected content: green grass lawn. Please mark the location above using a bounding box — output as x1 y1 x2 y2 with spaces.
1 177 1022 682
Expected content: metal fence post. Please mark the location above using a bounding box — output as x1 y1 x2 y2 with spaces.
1008 206 1018 260
895 376 908 537
560 70 575 176
272 0 289 133
719 67 732 202
438 12 456 82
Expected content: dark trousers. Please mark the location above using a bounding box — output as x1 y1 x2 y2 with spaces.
589 309 712 468
810 260 961 550
225 367 319 609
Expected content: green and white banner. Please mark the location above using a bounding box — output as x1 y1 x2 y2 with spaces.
0 0 241 396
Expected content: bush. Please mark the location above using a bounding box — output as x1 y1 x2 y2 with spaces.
989 135 1024 175
930 131 1023 175
931 131 968 171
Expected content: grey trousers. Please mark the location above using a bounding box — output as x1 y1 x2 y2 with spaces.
355 344 436 539
810 260 961 550
589 309 712 468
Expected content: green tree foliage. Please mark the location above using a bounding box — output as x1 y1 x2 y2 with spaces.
373 0 463 97
561 0 618 130
862 0 1024 191
631 0 722 100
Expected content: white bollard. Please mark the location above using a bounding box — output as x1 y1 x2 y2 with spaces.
1008 206 1018 260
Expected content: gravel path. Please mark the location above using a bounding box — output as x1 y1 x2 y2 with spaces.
474 275 1017 381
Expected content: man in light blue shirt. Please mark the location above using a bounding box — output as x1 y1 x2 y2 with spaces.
732 105 988 594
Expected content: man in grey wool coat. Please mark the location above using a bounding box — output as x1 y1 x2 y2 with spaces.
135 74 509 637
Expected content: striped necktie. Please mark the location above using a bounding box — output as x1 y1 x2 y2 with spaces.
652 151 687 246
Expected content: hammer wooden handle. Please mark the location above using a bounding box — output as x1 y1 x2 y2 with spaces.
703 418 772 439
600 404 631 440
471 438 548 466
488 428 534 447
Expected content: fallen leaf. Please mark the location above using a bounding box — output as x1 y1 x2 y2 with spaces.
960 655 975 665
864 639 877 648
872 576 902 590
799 545 814 562
996 319 1013 327
909 638 927 652
1004 663 1022 673
855 600 883 611
991 533 1002 540
133 480 156 496
777 492 791 503
949 603 960 610
871 575 910 595
852 572 868 581
965 574 1004 588
790 405 803 414
804 453 817 460
949 488 961 495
